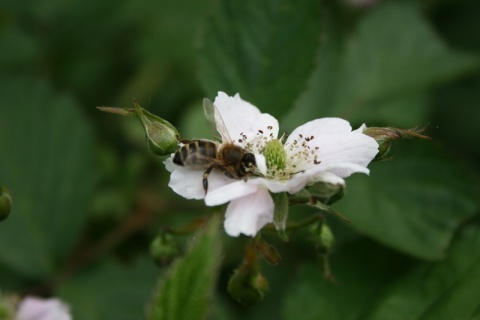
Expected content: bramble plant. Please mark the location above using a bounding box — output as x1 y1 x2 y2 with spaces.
99 91 428 301
2 1 480 319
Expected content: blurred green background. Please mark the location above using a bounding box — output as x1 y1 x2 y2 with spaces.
1 0 480 319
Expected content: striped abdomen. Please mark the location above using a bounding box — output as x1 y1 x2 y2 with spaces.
173 140 217 168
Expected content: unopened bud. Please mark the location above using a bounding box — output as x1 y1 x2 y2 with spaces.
307 182 344 205
133 102 180 156
0 186 12 222
149 233 179 267
309 223 335 254
227 268 269 305
363 126 429 161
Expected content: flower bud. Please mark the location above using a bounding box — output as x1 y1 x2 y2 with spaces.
149 233 179 267
307 182 344 205
227 268 269 305
309 223 335 254
228 242 269 304
0 186 12 222
363 126 429 161
133 102 180 156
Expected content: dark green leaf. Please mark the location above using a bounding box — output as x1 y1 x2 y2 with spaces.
335 141 480 260
283 223 480 319
199 0 322 117
0 77 97 278
58 257 158 320
148 214 222 320
287 2 479 128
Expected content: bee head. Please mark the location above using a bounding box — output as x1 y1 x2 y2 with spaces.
240 153 256 175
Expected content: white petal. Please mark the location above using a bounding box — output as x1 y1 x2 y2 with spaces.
17 297 71 320
286 118 352 146
165 157 233 200
205 180 259 206
224 188 274 237
213 92 278 150
313 171 345 185
353 123 367 133
285 118 378 177
254 153 267 176
214 92 262 142
249 177 306 194
312 133 378 177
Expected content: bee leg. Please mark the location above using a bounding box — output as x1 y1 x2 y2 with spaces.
202 165 215 193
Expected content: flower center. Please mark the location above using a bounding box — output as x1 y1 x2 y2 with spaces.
262 134 321 180
263 139 289 180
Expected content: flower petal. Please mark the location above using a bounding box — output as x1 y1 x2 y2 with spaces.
254 153 268 176
285 118 378 177
214 92 278 150
286 118 353 144
224 188 274 236
205 180 259 206
165 157 233 200
17 297 71 320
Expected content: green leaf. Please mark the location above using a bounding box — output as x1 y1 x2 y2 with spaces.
0 77 97 278
148 214 222 320
58 257 158 320
198 0 322 117
283 223 480 320
335 141 480 260
287 2 479 128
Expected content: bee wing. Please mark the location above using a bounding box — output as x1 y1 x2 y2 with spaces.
203 98 232 143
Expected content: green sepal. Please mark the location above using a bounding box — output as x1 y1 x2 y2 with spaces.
287 189 311 205
307 182 345 205
255 235 281 266
307 200 351 224
271 192 289 241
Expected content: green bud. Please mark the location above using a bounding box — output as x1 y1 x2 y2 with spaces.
307 181 344 205
227 268 269 305
149 233 179 267
309 223 335 254
363 126 430 161
0 186 12 222
133 102 180 156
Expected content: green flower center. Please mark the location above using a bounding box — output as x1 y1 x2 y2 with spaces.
263 139 288 179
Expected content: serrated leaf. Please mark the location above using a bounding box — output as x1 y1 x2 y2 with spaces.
199 0 322 117
148 214 222 320
0 77 97 278
335 141 479 260
283 223 480 320
58 257 158 320
286 2 478 128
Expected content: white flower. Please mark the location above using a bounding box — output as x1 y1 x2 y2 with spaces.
17 297 71 320
166 92 379 237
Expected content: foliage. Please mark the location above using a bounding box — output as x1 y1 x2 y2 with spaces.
1 0 480 319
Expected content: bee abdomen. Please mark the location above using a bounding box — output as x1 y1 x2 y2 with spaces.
173 140 217 167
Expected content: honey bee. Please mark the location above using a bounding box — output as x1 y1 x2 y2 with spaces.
173 99 256 193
